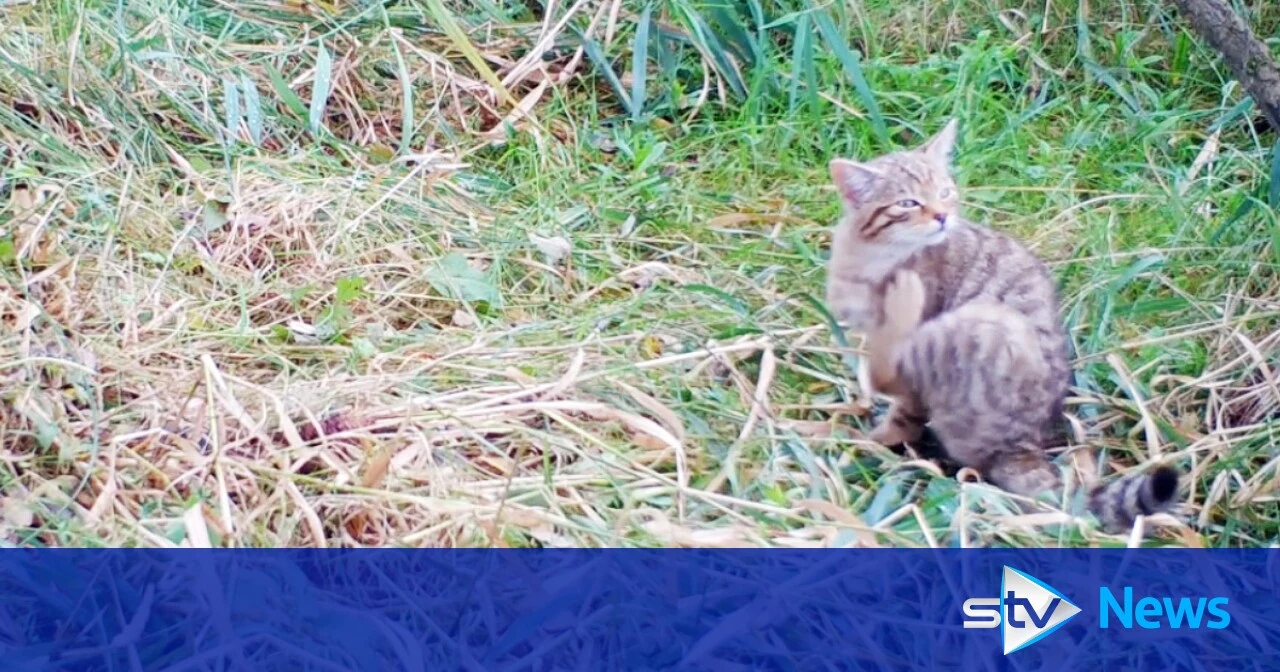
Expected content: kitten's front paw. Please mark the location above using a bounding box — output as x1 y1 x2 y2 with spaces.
865 417 916 448
868 420 912 448
884 269 926 327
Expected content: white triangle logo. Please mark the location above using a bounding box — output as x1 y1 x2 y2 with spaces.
1001 565 1081 654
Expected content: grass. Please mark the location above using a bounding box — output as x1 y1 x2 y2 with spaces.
1 0 1279 549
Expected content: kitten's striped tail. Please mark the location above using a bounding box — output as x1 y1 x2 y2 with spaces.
1087 465 1181 532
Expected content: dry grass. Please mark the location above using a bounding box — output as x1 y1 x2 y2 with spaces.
2 0 1280 548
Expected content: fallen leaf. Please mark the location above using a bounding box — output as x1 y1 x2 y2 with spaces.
476 454 515 476
502 366 537 385
779 420 834 439
528 233 572 265
2 497 34 528
360 440 393 489
773 526 838 548
494 506 574 547
384 243 416 266
200 197 231 234
638 334 664 359
482 80 549 142
367 143 396 164
1166 520 1205 548
614 378 686 444
425 253 501 307
636 511 758 548
590 131 616 153
14 300 40 332
632 433 668 451
183 504 212 548
285 319 319 344
796 499 882 548
451 308 475 328
476 519 511 548
619 213 638 237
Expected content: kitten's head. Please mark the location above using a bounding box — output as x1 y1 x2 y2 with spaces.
829 119 960 248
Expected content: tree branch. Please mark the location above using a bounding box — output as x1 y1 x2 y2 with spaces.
1169 0 1280 132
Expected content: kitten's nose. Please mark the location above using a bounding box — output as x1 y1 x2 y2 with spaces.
933 212 947 225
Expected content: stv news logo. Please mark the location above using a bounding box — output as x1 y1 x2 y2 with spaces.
960 565 1232 655
961 566 1081 655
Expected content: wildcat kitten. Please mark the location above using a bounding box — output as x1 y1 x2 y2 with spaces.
867 268 1179 532
825 119 1070 451
825 119 1179 531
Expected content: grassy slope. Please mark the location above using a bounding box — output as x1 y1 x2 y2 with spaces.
1 0 1277 548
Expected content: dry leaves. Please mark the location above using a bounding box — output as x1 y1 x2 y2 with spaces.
6 183 69 267
795 499 883 548
528 233 573 265
1 497 35 529
632 509 762 548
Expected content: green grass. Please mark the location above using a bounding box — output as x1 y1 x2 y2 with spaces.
2 0 1279 548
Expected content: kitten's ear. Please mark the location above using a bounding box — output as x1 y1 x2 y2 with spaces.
920 118 959 165
830 159 881 206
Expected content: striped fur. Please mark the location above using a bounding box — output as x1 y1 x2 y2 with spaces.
826 120 1180 531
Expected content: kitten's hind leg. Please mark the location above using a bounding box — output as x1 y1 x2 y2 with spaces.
910 425 962 470
982 443 1061 498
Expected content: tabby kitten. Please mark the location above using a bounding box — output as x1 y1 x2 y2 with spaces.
867 268 1179 531
825 120 1179 531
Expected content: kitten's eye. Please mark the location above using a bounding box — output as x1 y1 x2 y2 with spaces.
938 187 955 199
896 199 921 208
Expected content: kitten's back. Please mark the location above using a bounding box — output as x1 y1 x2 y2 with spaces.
878 269 1180 531
905 220 1072 440
894 298 1059 488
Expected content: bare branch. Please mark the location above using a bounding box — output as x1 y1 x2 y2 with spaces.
1169 0 1280 132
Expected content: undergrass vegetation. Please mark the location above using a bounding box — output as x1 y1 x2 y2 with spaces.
2 0 1279 548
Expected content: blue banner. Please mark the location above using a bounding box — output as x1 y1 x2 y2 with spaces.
3 549 1277 670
